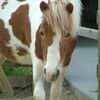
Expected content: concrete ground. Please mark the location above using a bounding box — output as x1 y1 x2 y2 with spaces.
64 37 98 100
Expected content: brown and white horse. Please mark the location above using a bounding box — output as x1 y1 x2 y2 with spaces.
0 0 81 99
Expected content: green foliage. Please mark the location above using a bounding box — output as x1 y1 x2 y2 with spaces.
3 67 32 76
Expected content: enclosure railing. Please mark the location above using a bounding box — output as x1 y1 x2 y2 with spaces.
98 0 100 99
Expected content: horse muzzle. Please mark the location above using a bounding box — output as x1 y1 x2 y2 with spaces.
43 68 60 82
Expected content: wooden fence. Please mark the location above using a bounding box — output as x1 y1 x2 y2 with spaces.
0 58 32 94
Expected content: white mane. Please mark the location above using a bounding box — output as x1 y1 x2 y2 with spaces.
42 0 82 38
70 0 82 37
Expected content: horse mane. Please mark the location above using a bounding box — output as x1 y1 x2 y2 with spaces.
42 0 82 39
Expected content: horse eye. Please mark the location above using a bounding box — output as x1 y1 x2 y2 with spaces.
40 31 44 36
65 32 70 37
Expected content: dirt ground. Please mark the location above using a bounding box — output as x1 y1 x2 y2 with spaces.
0 80 78 100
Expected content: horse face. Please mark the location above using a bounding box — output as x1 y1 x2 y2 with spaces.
35 1 78 82
40 21 61 82
38 20 78 82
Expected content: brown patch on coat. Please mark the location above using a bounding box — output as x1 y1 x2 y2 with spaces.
60 36 78 67
16 47 28 56
35 20 55 61
17 0 26 2
9 4 31 47
35 26 43 60
1 0 8 9
0 19 16 62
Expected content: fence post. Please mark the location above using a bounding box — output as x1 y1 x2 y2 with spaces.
0 54 13 94
97 0 100 99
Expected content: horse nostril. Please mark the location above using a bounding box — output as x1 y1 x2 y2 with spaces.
44 68 46 74
56 70 60 78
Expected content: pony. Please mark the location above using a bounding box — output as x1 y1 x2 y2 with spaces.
0 0 81 99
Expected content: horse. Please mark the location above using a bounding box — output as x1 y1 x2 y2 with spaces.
0 0 81 100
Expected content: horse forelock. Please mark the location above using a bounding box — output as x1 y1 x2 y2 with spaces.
42 0 81 40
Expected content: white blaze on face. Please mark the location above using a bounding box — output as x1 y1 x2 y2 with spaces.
44 36 61 73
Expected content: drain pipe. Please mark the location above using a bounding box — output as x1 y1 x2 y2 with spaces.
97 0 100 99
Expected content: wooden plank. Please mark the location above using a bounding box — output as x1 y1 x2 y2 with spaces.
2 60 32 67
0 66 13 94
7 75 32 88
0 54 13 94
79 27 98 40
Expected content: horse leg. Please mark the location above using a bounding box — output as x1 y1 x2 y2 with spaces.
33 58 45 100
0 54 13 94
50 68 66 100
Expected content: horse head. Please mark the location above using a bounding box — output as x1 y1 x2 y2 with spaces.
35 0 80 82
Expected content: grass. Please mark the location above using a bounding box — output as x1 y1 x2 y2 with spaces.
3 67 32 76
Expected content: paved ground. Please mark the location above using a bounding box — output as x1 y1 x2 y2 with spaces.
0 80 78 100
64 37 98 100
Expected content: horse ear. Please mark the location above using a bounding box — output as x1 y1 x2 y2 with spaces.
66 3 73 14
40 1 49 13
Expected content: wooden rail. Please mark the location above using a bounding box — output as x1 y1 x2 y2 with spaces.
79 27 98 40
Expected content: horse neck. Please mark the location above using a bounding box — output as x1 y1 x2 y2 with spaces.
28 0 42 41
